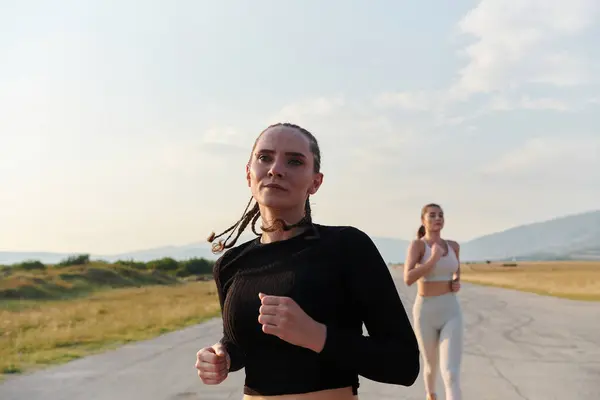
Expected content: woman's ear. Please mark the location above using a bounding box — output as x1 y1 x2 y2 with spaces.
308 172 324 195
246 164 251 187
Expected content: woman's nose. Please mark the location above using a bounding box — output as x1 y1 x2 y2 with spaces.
268 161 284 177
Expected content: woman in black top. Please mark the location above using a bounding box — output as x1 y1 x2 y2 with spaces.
195 123 420 399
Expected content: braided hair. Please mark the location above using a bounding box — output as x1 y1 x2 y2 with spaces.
207 123 321 254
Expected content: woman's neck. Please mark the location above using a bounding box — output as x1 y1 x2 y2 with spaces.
424 232 442 243
259 205 307 244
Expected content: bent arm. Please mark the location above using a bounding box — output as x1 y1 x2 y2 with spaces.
403 240 435 286
449 240 461 281
318 228 420 386
213 257 245 372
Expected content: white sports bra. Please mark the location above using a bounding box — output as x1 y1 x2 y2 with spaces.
419 240 459 282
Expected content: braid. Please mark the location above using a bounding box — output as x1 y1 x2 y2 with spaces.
208 197 260 253
208 198 312 253
305 198 312 221
251 211 261 236
206 196 250 244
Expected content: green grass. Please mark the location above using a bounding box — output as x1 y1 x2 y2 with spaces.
1 264 177 300
0 255 214 301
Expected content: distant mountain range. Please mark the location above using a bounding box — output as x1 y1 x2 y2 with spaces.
2 210 599 265
460 209 600 262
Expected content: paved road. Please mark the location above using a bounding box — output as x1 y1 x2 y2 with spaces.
1 269 599 400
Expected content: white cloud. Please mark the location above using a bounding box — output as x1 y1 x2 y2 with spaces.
373 91 437 111
481 135 600 178
449 0 598 99
260 95 420 154
153 96 403 177
529 53 591 87
157 127 251 173
372 0 598 128
202 126 241 145
489 95 571 112
267 96 345 123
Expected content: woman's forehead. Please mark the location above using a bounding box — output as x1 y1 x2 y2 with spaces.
255 126 311 153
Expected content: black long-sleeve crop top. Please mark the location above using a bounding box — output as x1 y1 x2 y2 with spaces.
213 223 420 396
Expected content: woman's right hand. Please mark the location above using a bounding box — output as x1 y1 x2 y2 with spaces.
430 242 445 262
195 342 230 385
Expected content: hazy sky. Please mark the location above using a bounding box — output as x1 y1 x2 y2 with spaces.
1 0 599 254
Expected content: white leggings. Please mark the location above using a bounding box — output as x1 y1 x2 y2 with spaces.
412 292 463 400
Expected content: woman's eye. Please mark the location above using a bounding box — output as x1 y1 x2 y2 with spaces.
256 154 302 165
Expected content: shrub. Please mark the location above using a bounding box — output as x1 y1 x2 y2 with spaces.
146 257 179 272
180 258 213 276
13 260 46 271
56 254 90 267
115 259 147 270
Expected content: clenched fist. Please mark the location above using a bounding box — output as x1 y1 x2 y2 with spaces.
451 279 461 292
430 242 445 260
257 292 327 353
195 342 230 385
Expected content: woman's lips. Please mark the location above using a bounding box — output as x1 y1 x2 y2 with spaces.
263 183 288 191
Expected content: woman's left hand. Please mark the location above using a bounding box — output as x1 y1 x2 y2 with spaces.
258 292 327 353
451 279 461 292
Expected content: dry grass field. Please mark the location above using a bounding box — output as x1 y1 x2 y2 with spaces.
459 260 600 301
0 280 220 378
0 257 221 379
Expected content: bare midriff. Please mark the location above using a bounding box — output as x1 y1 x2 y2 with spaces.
417 280 453 297
242 387 358 400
